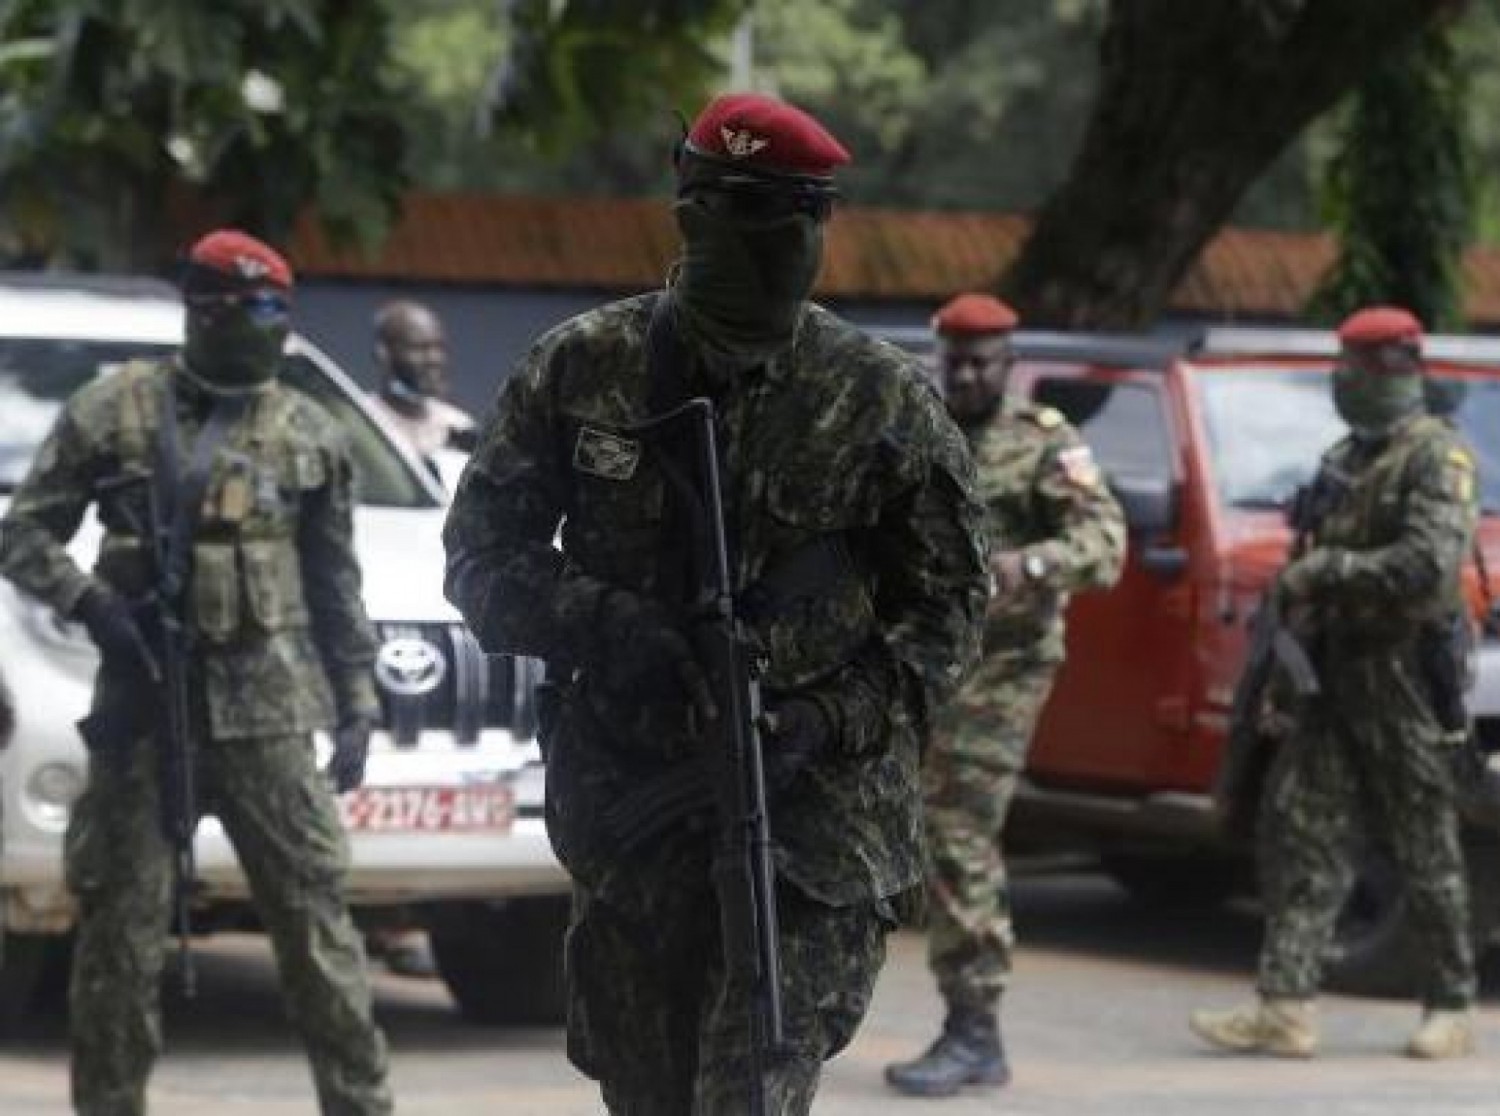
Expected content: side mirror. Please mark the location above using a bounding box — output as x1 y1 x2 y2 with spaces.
1111 472 1187 580
1110 472 1179 537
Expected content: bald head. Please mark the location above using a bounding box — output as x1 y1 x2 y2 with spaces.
374 300 449 403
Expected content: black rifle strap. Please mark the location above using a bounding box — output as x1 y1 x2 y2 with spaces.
155 373 251 605
646 294 711 605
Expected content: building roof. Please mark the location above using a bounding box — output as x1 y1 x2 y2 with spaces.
286 192 1500 323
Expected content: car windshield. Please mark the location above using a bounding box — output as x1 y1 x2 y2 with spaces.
1199 368 1500 513
0 338 433 508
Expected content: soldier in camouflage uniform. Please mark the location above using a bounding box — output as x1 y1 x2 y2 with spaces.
886 294 1126 1097
0 231 393 1115
444 93 987 1115
1191 306 1479 1061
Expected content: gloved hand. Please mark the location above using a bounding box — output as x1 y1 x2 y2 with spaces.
328 717 372 793
761 697 834 795
595 588 717 722
1278 548 1347 603
72 587 157 678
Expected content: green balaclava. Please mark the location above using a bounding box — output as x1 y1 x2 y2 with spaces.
1332 337 1422 438
182 293 289 391
1331 348 1425 439
671 198 824 366
668 148 832 366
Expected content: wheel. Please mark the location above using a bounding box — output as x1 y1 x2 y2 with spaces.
0 931 72 1040
1101 852 1240 910
1320 846 1424 997
423 896 568 1025
1318 833 1500 998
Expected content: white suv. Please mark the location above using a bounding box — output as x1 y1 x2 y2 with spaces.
0 274 569 1029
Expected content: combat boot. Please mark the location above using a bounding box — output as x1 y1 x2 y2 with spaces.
884 1006 1010 1096
1188 997 1317 1058
1406 1009 1475 1060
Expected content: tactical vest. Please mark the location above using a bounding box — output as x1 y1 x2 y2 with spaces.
92 362 321 646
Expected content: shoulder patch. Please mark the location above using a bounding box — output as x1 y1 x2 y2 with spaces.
1055 443 1101 489
573 426 641 481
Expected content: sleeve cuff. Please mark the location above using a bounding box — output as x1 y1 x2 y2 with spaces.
334 670 381 724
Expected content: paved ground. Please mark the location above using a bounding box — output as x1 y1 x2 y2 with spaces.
3 871 1498 1113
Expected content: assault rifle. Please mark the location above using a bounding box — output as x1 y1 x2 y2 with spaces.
1217 587 1321 830
81 468 201 999
619 397 785 1115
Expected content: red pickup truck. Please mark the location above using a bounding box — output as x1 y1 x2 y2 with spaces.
884 324 1500 995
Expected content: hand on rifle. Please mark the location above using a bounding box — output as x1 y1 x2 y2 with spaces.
761 697 833 796
1278 547 1348 603
596 588 717 723
72 587 158 679
329 716 373 793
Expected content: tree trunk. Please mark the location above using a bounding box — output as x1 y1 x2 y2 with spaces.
1004 0 1460 329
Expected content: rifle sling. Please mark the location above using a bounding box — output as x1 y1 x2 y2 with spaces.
155 373 251 608
646 293 710 605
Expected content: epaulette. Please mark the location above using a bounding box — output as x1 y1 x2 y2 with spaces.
1022 405 1065 431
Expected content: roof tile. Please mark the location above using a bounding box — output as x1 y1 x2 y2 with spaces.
286 192 1500 323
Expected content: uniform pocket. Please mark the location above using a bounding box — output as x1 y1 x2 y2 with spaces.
192 541 241 643
240 538 309 633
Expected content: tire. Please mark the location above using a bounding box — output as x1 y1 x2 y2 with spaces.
1320 832 1500 998
424 896 568 1026
1101 853 1240 910
1321 847 1425 998
0 931 72 1041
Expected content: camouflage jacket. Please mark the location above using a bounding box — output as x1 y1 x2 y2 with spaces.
1291 413 1478 651
444 293 988 904
970 403 1126 664
0 360 379 739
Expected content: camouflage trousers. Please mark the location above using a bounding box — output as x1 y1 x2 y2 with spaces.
1257 660 1475 1009
563 836 890 1115
65 732 392 1116
922 655 1056 1013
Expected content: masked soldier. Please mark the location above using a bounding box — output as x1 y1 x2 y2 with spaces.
0 231 393 1115
444 93 987 1115
1191 306 1480 1060
367 299 475 482
885 294 1126 1097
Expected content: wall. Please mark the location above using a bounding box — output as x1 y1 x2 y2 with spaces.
295 279 937 416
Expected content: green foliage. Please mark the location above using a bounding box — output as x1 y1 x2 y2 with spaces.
770 0 1106 210
446 0 1109 209
0 0 409 271
1311 21 1474 329
490 0 750 155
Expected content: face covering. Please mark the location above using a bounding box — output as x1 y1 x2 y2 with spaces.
1331 364 1424 439
183 299 288 390
670 199 824 364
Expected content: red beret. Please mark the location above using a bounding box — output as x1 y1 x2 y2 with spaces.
685 93 850 180
187 229 293 290
1337 306 1422 347
932 293 1020 336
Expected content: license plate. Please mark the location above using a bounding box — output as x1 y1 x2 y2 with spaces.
339 785 515 833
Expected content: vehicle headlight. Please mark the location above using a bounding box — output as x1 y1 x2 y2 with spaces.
27 761 86 825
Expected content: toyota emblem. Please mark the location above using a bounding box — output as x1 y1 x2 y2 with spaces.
375 637 447 698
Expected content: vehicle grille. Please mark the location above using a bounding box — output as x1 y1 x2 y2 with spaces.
373 622 540 747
